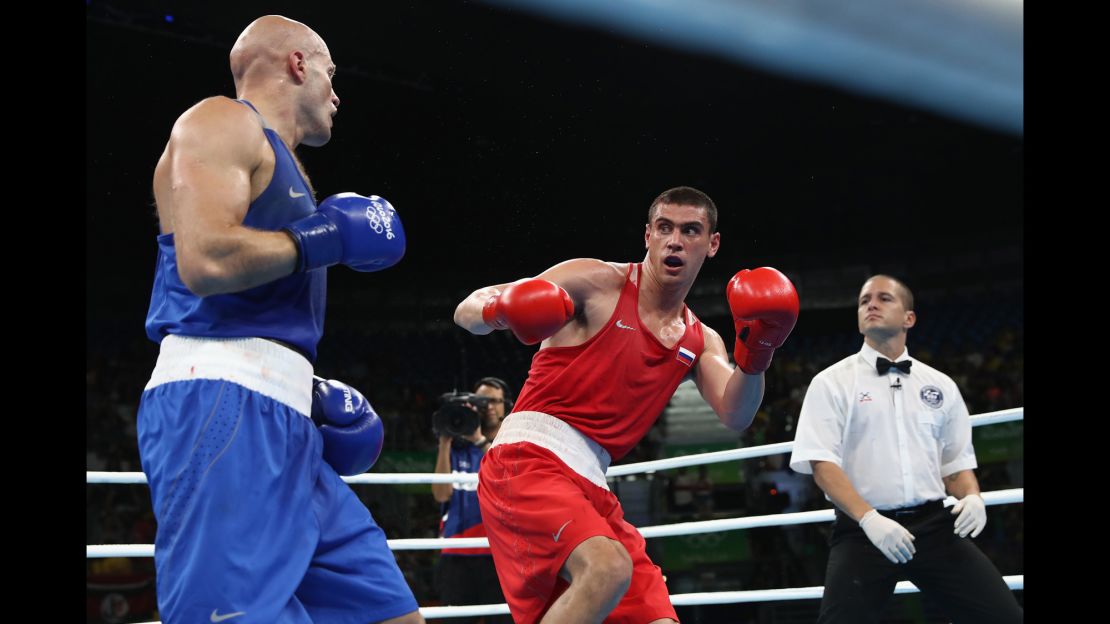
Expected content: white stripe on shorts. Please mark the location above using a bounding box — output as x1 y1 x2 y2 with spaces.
145 335 314 417
492 411 612 490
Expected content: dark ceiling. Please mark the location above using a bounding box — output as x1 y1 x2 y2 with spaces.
87 0 1022 327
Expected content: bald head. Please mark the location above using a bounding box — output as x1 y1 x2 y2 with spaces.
230 15 328 87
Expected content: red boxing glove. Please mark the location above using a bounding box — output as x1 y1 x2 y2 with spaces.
482 279 575 345
727 267 800 374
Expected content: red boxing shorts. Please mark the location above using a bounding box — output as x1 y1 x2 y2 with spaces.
478 412 678 623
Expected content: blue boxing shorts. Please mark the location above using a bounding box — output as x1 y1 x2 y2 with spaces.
136 335 418 624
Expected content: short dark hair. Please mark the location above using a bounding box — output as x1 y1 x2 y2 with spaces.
648 186 718 233
474 376 514 412
866 274 915 311
474 377 513 400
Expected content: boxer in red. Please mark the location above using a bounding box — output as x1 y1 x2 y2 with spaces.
454 186 800 623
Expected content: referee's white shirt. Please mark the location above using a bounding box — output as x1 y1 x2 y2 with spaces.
789 342 978 510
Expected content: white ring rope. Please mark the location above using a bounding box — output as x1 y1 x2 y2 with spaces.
90 408 1023 620
665 575 1024 606
86 487 1022 558
86 407 1023 485
123 575 1024 622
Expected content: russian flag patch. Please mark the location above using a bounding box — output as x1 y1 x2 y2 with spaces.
676 346 695 367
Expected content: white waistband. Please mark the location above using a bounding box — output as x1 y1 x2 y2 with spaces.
492 411 611 490
145 335 313 417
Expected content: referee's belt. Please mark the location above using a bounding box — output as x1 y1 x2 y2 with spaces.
875 499 944 519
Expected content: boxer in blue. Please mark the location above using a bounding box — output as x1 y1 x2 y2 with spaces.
136 15 424 624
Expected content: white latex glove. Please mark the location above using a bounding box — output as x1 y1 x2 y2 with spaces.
859 509 916 564
951 493 987 538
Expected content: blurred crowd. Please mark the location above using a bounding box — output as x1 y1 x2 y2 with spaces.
86 292 1022 623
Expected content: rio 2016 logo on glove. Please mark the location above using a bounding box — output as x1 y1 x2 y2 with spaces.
365 196 397 240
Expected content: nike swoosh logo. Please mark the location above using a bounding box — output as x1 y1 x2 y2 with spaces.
211 610 246 622
553 519 573 542
288 186 306 198
615 319 636 330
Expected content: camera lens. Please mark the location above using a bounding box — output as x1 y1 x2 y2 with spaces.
432 398 481 438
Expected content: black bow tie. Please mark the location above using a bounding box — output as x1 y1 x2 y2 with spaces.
876 357 912 375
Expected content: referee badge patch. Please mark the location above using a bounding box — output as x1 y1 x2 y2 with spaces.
920 385 944 408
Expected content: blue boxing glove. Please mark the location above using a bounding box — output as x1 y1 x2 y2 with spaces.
310 376 385 476
284 193 406 273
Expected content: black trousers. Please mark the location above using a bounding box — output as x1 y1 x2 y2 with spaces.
818 501 1023 624
436 554 513 624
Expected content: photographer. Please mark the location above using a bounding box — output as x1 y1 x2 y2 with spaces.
431 378 513 623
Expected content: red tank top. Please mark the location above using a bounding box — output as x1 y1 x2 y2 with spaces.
512 263 705 461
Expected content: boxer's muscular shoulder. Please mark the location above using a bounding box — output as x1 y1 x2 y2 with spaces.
537 258 625 295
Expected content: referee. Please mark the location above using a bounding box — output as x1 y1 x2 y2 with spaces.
789 275 1022 623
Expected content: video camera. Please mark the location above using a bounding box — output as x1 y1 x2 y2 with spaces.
431 391 488 438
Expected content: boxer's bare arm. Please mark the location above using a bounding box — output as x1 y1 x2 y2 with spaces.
154 97 298 296
693 324 764 431
453 259 624 346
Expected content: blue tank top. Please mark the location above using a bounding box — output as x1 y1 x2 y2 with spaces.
144 99 326 360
